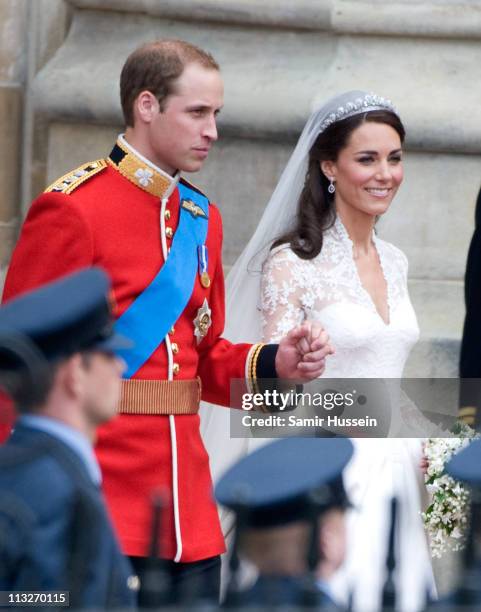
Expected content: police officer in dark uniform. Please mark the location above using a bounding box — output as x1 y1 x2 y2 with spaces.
459 187 481 428
215 437 353 609
0 268 137 608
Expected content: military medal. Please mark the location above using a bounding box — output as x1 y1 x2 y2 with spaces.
200 272 210 288
193 298 212 344
198 245 210 288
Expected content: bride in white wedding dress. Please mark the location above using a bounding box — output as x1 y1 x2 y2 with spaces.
200 91 435 610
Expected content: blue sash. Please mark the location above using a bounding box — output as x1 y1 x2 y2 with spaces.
114 183 209 378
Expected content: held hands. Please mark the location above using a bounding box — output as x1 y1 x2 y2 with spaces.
275 321 334 382
420 442 429 476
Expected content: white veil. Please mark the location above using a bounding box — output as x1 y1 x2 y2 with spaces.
199 90 398 534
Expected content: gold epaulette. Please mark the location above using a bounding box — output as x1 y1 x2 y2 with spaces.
44 159 108 195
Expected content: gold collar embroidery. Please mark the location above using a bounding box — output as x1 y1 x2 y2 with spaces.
108 136 179 199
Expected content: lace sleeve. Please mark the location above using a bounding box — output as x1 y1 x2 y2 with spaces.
260 248 308 343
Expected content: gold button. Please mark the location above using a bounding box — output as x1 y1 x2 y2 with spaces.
171 342 179 354
165 227 173 239
164 209 171 220
173 363 180 375
169 326 175 335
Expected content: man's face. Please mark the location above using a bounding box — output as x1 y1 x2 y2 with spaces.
82 352 124 425
146 62 224 175
318 508 347 576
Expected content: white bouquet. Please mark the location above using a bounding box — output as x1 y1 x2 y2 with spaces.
422 422 477 558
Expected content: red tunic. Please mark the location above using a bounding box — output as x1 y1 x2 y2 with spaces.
2 141 256 562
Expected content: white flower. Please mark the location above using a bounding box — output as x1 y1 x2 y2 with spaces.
134 168 154 187
422 432 479 559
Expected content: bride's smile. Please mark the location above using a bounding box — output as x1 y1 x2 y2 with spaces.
322 121 404 220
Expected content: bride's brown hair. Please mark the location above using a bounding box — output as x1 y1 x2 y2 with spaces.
272 110 405 260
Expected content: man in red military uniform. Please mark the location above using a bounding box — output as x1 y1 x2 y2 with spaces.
2 40 331 602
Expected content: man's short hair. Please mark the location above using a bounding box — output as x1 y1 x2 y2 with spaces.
1 363 55 414
1 352 95 414
120 39 220 127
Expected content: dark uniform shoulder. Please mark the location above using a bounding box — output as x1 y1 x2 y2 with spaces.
0 440 79 519
44 159 108 195
0 442 48 467
0 440 72 489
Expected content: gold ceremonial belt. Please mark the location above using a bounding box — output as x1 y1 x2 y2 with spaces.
118 378 202 415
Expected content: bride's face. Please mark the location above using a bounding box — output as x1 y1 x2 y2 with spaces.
321 121 403 218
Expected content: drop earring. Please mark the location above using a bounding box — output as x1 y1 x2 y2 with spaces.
328 177 336 194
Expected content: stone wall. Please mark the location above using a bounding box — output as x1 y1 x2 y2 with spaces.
0 0 27 287
3 0 481 377
0 0 69 287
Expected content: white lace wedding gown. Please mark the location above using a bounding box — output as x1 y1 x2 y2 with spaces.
260 217 435 611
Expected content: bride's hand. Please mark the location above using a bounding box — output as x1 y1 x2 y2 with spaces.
276 322 333 381
296 322 334 357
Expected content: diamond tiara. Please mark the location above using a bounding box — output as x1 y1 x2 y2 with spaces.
318 93 398 134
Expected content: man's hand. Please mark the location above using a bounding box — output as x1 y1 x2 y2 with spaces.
275 322 334 382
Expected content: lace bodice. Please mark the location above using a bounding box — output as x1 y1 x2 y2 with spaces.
260 217 419 377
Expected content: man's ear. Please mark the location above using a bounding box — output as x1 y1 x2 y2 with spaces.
60 354 85 399
134 91 160 124
320 160 336 180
